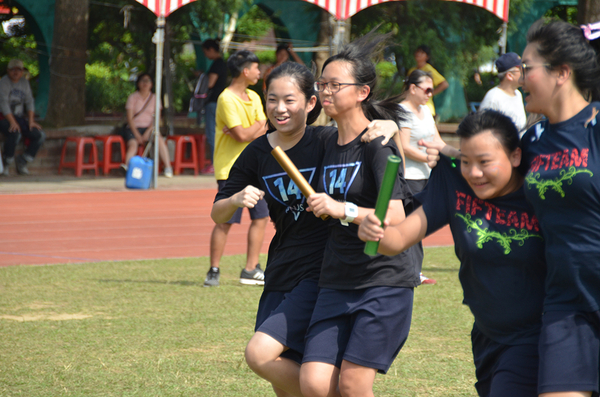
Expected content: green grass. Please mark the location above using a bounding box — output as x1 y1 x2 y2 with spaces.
0 247 476 396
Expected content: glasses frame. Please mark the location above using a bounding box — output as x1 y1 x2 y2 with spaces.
520 63 552 76
314 81 364 93
415 85 434 95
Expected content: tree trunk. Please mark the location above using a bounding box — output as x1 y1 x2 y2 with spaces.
45 0 88 127
578 0 600 25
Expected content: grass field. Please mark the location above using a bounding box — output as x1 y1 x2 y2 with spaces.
0 247 477 396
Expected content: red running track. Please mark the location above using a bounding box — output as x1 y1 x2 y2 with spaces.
0 189 453 267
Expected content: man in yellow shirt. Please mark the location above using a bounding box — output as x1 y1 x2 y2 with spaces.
407 45 449 118
205 50 268 287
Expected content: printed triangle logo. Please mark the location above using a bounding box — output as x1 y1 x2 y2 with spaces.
262 168 317 221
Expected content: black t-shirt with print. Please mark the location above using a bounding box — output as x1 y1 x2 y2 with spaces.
521 102 600 313
215 125 336 291
317 130 420 290
418 155 545 345
207 57 227 103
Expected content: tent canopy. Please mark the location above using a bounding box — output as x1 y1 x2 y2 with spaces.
136 0 195 17
303 0 509 22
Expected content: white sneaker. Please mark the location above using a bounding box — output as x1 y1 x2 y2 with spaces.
164 167 173 178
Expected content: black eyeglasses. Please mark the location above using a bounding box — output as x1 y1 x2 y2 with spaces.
520 63 551 76
314 81 363 93
415 85 434 95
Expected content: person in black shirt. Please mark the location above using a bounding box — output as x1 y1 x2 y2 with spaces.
211 62 400 397
360 110 546 397
201 39 228 172
519 19 600 397
300 32 418 397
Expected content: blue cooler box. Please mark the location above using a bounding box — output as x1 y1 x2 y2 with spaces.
125 156 153 189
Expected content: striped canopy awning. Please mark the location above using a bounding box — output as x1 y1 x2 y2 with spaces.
304 0 509 22
135 0 196 17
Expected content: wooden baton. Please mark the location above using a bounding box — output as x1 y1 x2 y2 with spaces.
271 146 329 220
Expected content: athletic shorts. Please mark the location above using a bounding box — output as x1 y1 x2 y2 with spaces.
302 286 413 374
217 180 269 224
471 324 538 397
538 310 600 395
255 279 320 364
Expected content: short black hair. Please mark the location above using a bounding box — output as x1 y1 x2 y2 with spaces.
135 72 152 91
202 39 220 52
456 109 519 153
227 50 259 78
416 45 431 58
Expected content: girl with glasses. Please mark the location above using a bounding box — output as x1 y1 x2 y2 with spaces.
519 19 600 397
300 32 419 397
398 69 448 285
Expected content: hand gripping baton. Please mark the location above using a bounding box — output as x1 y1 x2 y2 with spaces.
364 155 402 256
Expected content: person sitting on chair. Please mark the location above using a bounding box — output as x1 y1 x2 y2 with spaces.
122 72 173 177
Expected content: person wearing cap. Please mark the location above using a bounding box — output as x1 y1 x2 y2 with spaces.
479 52 527 134
0 59 45 175
407 45 449 118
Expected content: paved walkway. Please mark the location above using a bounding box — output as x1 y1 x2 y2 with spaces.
0 175 453 267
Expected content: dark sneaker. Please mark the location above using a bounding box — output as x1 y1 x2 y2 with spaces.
240 264 265 286
204 267 220 287
16 155 29 175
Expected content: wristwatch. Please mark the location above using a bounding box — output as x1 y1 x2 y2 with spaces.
340 202 358 226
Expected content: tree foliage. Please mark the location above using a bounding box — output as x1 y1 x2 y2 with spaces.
351 0 533 86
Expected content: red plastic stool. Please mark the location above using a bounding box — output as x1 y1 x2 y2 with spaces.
192 134 211 172
58 137 99 177
94 135 125 175
167 135 198 175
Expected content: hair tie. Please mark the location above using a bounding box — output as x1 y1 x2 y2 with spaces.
581 21 600 41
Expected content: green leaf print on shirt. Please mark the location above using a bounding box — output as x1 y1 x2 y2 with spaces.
526 166 593 200
456 213 543 255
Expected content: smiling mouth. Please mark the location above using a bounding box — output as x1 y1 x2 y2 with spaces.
275 116 289 123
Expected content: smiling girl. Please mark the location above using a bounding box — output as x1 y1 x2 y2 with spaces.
210 62 399 397
518 19 600 397
359 110 546 397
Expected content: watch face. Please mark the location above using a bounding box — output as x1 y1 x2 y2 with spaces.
346 203 358 218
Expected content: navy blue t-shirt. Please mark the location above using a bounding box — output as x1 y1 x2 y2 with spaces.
317 130 420 290
521 102 600 313
419 155 545 345
215 126 336 291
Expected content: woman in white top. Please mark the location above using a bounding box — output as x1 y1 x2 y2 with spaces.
398 69 446 284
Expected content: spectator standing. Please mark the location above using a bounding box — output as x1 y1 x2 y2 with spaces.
0 59 45 176
201 39 228 174
399 69 447 285
479 52 527 133
122 73 173 177
262 43 305 92
205 50 268 287
407 45 449 118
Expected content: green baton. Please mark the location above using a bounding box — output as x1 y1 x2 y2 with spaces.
364 155 402 256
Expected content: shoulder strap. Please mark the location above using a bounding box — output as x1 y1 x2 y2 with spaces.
133 93 154 120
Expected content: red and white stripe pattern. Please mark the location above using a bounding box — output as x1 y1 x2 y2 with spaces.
303 0 508 22
136 0 196 17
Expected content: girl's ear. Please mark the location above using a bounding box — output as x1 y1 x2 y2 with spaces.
306 95 317 113
357 85 370 102
556 64 573 86
510 146 522 168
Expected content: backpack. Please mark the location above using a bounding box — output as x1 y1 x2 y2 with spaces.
188 72 212 116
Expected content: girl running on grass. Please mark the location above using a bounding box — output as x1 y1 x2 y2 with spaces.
518 19 600 397
210 62 400 397
300 33 419 397
359 109 546 397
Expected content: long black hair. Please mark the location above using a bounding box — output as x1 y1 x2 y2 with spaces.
264 62 322 127
321 31 405 124
527 19 600 102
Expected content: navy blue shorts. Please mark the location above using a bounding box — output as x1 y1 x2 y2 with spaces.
255 279 320 364
217 180 269 224
302 286 413 374
471 324 538 397
538 310 600 395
